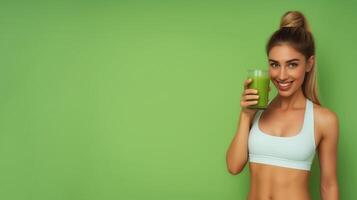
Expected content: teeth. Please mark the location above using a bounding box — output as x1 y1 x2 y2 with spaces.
278 81 292 87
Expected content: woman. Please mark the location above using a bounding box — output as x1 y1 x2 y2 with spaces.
226 11 339 200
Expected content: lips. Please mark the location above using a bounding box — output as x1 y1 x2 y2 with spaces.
277 81 294 91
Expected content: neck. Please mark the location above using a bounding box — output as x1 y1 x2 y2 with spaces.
273 88 306 110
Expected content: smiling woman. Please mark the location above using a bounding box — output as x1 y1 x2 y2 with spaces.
268 45 314 95
266 12 319 104
226 10 340 200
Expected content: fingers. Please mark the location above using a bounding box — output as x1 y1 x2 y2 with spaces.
240 100 258 108
244 78 252 89
241 78 260 109
243 89 258 95
243 94 259 101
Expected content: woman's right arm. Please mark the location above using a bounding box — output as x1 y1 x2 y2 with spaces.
226 78 259 175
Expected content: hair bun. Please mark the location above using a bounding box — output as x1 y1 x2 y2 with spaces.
280 11 311 32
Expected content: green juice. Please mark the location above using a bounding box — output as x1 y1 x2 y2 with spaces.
247 71 270 109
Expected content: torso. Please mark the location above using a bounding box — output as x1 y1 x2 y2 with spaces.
248 163 311 200
247 98 325 200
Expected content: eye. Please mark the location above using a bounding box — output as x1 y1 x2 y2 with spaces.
288 63 298 68
270 62 279 68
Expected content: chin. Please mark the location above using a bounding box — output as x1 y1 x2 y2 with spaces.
277 86 301 97
278 90 294 97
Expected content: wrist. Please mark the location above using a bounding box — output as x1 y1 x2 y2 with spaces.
241 110 255 120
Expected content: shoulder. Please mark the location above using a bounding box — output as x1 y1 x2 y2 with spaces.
313 103 339 138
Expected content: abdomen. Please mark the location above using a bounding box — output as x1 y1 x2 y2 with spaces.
248 162 312 200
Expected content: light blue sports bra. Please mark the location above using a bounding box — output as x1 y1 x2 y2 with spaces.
248 98 316 171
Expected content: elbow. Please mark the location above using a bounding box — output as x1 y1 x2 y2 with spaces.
226 152 247 175
321 180 339 197
321 177 339 189
228 168 243 175
227 165 245 175
321 182 339 190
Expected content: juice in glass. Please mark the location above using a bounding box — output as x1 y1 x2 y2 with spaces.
247 69 270 109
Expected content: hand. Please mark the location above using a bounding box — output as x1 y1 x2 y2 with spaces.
240 78 259 118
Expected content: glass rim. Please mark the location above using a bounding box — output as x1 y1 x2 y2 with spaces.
247 68 268 72
247 68 268 76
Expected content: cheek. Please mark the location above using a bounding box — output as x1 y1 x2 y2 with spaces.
294 70 307 81
291 71 307 88
268 70 277 78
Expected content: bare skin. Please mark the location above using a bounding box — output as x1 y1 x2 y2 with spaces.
247 93 322 200
248 163 311 200
226 44 339 200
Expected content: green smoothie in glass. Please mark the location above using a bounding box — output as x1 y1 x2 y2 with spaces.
247 69 270 109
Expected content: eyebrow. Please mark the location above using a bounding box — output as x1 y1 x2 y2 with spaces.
268 58 300 63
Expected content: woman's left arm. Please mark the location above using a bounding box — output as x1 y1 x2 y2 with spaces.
318 109 340 200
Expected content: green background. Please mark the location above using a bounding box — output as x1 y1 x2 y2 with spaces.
1 1 356 199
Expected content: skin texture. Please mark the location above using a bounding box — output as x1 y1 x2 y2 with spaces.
246 45 339 199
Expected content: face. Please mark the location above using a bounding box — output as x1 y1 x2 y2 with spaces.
268 44 314 97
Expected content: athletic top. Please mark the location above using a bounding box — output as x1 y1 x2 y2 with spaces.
248 98 316 171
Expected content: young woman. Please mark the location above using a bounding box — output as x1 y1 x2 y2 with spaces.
226 11 339 200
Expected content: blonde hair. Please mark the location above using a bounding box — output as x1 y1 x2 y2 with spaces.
266 11 321 105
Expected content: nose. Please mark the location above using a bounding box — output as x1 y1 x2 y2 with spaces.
278 67 288 81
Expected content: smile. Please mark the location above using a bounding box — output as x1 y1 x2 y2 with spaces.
277 81 294 90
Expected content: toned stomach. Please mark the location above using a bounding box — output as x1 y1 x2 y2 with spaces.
248 162 312 200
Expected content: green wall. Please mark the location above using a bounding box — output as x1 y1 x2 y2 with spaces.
1 1 356 199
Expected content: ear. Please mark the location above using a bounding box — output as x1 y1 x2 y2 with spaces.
306 55 315 72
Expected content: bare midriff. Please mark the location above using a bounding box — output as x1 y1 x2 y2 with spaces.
247 162 312 200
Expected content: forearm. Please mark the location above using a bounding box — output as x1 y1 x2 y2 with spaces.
226 112 254 174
